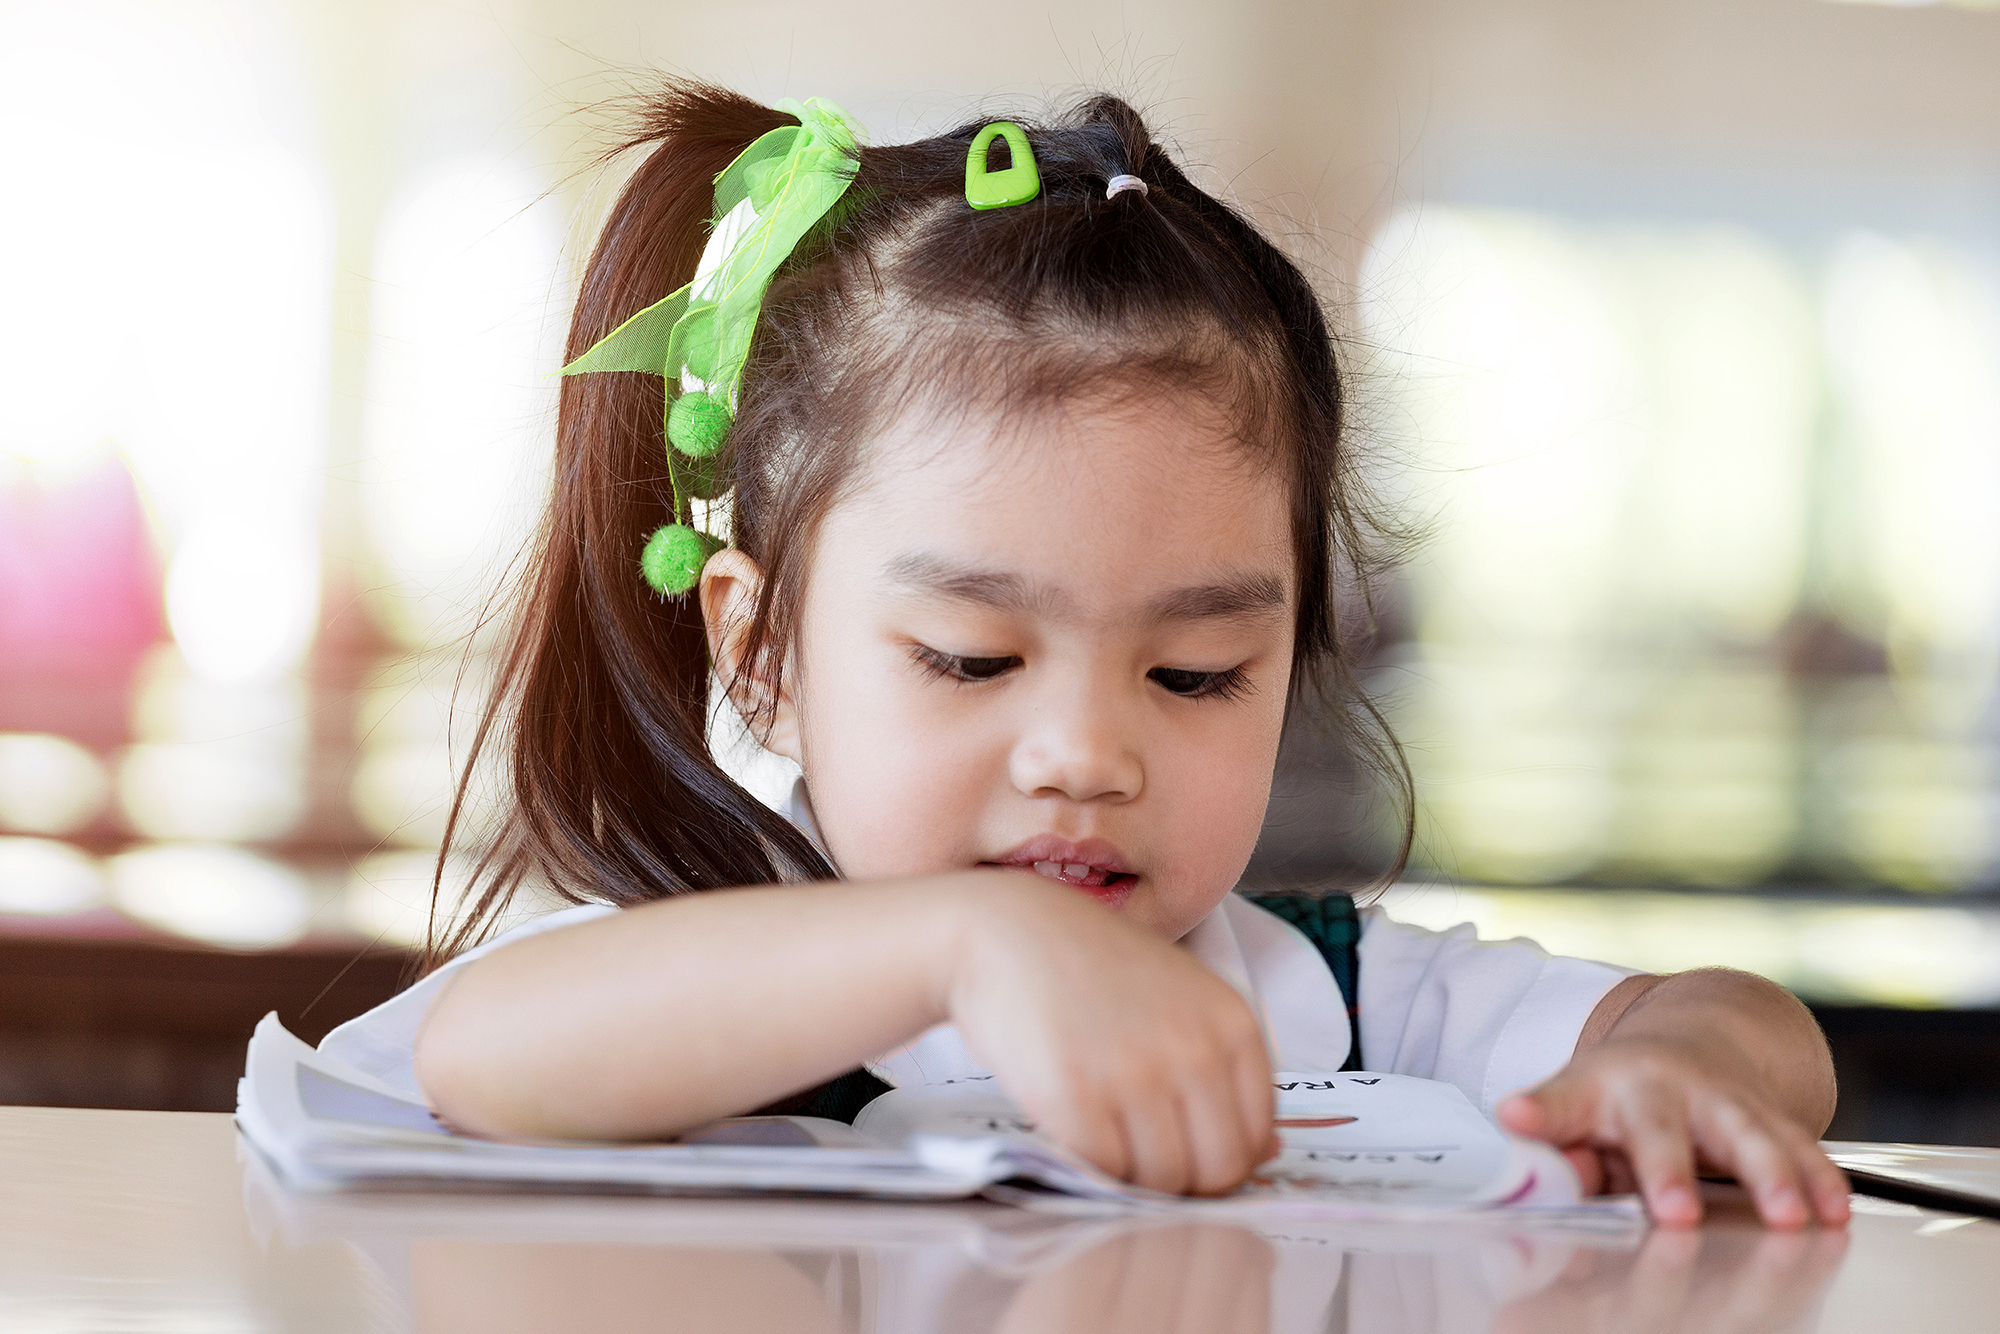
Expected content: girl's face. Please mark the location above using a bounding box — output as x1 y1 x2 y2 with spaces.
714 392 1296 941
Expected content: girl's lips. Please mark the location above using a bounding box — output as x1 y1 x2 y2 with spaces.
982 836 1138 906
1021 859 1122 889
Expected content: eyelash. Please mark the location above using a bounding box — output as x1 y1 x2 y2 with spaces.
911 646 1020 683
910 647 1252 701
1148 665 1254 702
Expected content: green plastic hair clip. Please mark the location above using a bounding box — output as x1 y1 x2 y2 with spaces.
965 122 1040 209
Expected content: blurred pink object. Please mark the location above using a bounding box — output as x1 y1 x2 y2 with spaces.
0 453 164 747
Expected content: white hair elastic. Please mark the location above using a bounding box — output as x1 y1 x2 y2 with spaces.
1105 174 1148 200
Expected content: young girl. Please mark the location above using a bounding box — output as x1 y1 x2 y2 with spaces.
323 83 1848 1228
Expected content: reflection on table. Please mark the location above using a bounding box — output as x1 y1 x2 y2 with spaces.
386 1214 1846 1334
8 1106 1993 1334
251 1169 1847 1334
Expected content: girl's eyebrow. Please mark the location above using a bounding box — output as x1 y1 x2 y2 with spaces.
885 553 1286 623
1147 574 1288 622
886 553 1060 616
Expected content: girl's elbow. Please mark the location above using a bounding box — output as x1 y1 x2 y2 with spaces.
413 1001 528 1139
410 968 577 1139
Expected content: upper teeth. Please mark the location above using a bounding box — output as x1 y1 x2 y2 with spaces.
1032 861 1094 880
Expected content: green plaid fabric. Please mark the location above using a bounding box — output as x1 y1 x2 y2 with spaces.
1241 892 1363 1071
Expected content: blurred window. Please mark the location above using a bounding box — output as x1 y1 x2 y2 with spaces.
1360 208 2000 892
0 3 563 949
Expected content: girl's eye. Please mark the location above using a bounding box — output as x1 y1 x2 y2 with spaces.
1148 665 1253 701
912 646 1021 683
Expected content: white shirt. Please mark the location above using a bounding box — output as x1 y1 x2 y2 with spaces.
320 894 1632 1121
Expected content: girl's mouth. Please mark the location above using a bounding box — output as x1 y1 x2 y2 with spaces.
1023 860 1131 891
983 836 1138 906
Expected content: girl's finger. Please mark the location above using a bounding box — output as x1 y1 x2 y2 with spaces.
1562 1144 1606 1195
1796 1141 1852 1226
1497 1072 1599 1147
1205 1039 1274 1185
1118 1082 1194 1195
1180 1063 1261 1196
1045 1086 1133 1187
1690 1099 1808 1230
1229 1042 1278 1166
1615 1096 1702 1228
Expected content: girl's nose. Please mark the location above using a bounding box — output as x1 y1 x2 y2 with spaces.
1007 697 1144 804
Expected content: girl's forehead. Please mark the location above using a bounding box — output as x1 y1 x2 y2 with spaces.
857 388 1281 502
821 395 1295 613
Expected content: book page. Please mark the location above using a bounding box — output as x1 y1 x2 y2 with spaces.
295 1066 451 1136
239 1014 992 1198
1256 1073 1521 1204
858 1071 1574 1212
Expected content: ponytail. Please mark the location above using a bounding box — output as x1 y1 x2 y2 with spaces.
429 84 833 967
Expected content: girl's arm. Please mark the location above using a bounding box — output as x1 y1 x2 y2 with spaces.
414 871 1277 1196
1498 968 1850 1230
417 879 966 1139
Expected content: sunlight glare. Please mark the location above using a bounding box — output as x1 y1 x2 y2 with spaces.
0 837 106 915
362 157 563 649
0 734 109 835
117 649 307 842
108 842 311 949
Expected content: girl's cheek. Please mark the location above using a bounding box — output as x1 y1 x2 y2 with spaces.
1172 711 1284 844
803 689 995 879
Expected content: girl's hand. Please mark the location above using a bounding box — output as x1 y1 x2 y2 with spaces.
1497 1033 1852 1230
940 873 1280 1197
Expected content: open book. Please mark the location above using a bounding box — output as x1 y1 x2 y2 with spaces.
238 1014 1630 1222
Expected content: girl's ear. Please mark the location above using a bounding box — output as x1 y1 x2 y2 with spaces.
699 549 802 763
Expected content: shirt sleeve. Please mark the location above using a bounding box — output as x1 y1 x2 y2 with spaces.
1356 907 1640 1115
316 903 619 1103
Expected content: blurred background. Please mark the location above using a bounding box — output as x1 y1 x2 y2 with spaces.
1 0 1995 1139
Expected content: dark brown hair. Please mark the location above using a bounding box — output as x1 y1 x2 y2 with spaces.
429 80 1412 965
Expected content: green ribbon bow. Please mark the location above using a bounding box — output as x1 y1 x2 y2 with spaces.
563 96 864 447
561 98 864 594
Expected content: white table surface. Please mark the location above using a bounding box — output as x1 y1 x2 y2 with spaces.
2 1105 1995 1333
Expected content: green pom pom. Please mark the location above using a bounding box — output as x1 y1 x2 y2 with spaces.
668 392 732 458
640 523 720 595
